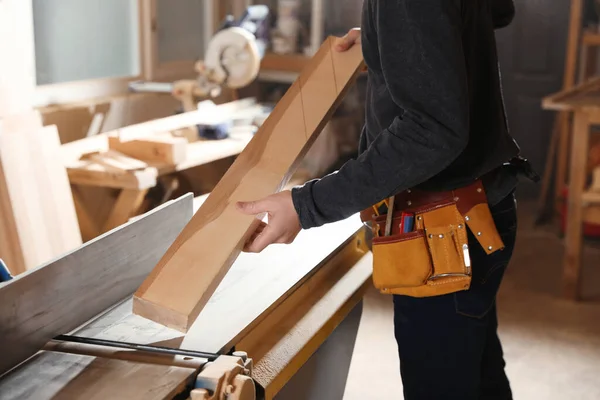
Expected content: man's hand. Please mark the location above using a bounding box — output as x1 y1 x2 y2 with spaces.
334 28 361 52
236 190 301 253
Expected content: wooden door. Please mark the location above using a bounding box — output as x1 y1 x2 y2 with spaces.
495 0 572 196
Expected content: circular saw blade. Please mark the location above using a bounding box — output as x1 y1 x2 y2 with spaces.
204 27 261 89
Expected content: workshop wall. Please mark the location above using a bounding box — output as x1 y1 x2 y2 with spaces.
495 0 570 196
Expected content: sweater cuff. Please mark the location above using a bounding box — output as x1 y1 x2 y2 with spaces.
291 180 319 230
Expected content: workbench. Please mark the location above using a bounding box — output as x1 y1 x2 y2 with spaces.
0 193 372 399
543 77 600 300
60 99 268 241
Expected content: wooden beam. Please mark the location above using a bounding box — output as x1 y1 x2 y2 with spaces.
0 194 193 376
582 190 600 204
71 186 101 241
67 162 158 190
102 188 149 233
80 150 149 172
0 117 82 275
563 111 590 300
556 0 584 206
132 36 365 332
0 111 42 275
582 105 600 125
108 134 187 165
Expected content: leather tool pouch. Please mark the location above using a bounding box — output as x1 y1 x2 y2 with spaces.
363 180 505 297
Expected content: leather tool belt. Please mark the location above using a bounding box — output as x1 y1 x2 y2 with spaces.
360 179 505 297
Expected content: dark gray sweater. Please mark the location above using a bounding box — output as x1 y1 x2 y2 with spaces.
292 0 522 229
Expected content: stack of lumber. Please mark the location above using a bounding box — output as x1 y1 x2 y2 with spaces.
0 0 82 276
0 114 83 276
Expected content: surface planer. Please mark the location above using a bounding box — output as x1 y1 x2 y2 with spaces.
0 194 373 400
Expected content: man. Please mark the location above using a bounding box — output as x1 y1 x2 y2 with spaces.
237 1 532 398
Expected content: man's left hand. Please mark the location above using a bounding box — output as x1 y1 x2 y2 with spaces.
236 190 301 253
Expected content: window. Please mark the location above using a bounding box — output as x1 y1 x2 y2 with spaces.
32 0 140 85
31 0 218 106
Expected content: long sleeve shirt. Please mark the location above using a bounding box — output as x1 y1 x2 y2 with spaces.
292 0 522 229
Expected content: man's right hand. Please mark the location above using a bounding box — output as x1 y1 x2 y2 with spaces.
334 28 361 52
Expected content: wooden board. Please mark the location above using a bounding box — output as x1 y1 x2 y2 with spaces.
108 134 187 165
0 194 193 376
564 112 590 299
0 352 196 400
133 36 365 332
0 116 82 275
67 161 158 190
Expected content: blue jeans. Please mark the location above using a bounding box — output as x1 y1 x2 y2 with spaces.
393 192 517 400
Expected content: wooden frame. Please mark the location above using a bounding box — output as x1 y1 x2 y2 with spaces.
543 78 600 300
132 37 365 332
537 0 584 221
